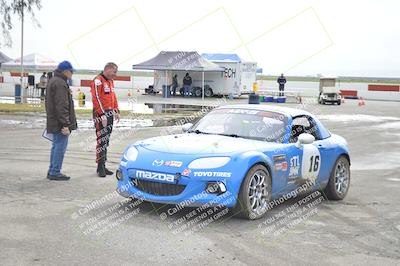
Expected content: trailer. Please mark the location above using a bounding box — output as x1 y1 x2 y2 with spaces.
200 53 257 97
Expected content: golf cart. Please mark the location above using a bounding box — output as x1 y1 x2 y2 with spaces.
318 77 342 105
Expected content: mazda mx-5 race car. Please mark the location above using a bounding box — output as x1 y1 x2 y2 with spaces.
116 104 350 219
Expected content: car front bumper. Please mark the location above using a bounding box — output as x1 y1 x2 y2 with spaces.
116 167 240 208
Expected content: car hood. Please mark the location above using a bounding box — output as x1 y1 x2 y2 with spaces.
136 133 279 155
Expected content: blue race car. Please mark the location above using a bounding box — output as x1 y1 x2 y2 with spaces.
116 105 350 219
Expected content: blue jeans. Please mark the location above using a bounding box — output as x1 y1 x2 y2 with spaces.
48 132 69 176
183 85 191 96
171 85 177 95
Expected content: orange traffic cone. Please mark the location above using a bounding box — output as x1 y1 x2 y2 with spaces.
128 90 131 97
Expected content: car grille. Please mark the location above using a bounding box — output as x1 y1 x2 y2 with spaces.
131 178 186 196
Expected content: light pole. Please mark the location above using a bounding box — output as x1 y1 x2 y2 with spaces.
20 0 25 103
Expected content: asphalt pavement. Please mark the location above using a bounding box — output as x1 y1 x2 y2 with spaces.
0 99 399 265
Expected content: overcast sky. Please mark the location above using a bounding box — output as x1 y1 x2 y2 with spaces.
2 0 399 77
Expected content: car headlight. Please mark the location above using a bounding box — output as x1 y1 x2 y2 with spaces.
124 146 138 161
188 157 230 169
337 95 342 99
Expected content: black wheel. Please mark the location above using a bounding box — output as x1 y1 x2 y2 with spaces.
323 156 350 200
205 87 213 97
337 101 341 105
194 87 202 97
233 164 272 220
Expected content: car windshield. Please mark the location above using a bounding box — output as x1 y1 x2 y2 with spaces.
189 108 288 142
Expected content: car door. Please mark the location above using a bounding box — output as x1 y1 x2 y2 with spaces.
286 116 322 184
306 115 337 182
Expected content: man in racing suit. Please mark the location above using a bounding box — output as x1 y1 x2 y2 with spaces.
90 62 120 177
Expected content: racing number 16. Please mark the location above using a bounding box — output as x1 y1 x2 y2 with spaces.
309 155 320 172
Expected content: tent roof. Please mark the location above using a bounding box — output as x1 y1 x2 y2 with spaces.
201 53 242 62
0 51 12 64
1 53 58 70
132 51 224 72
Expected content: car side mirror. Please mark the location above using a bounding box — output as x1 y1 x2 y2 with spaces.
182 123 193 132
295 133 315 148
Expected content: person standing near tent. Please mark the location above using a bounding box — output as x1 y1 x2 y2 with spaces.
39 72 48 98
171 74 178 96
90 62 120 177
183 73 192 97
45 61 77 181
277 73 287 97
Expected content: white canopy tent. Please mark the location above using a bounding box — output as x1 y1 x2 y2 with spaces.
132 51 225 100
1 53 58 71
0 51 12 67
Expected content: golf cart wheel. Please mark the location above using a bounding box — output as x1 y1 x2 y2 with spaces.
233 164 271 220
205 87 213 97
194 87 202 97
323 156 350 200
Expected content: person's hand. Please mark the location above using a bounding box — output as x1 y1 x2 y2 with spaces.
61 127 70 136
115 112 120 123
101 115 107 127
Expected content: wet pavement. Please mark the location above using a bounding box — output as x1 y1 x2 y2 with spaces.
0 99 399 265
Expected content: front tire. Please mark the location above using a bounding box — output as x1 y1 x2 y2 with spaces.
323 156 350 200
233 164 272 220
194 87 202 97
205 87 213 97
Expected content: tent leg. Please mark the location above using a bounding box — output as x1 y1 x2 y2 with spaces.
202 71 204 101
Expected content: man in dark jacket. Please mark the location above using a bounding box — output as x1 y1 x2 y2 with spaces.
39 72 47 98
277 73 287 97
45 61 77 181
183 73 192 97
171 74 178 96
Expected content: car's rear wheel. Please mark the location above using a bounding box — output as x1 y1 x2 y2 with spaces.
323 156 350 200
233 164 271 220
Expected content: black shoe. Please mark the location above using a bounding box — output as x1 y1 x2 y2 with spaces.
105 167 114 175
47 173 70 181
97 164 106 178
